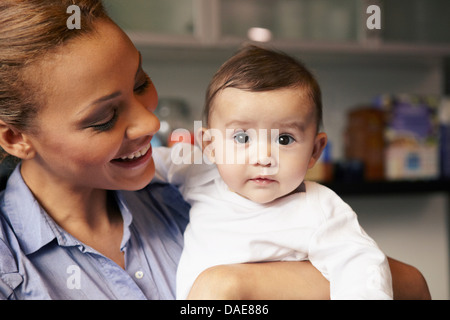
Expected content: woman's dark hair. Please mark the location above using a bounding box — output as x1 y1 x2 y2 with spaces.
0 0 108 161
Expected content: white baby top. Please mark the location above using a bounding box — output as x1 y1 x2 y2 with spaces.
152 144 393 300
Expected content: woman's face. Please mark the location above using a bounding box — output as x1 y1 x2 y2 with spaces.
22 20 160 191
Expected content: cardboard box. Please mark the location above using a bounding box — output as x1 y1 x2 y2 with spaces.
344 107 385 181
374 94 440 180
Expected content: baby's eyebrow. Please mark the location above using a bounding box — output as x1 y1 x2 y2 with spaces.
276 121 306 132
224 120 252 128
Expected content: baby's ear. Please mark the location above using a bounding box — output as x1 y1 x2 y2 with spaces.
196 127 216 164
0 120 36 160
308 132 328 169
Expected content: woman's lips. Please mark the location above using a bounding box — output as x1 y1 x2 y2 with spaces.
111 142 153 168
118 143 151 161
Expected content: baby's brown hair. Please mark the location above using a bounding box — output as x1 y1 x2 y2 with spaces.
203 45 323 131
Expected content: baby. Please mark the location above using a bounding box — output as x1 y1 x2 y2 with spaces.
153 45 393 300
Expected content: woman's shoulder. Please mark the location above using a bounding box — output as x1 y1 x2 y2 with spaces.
0 210 23 300
117 181 190 232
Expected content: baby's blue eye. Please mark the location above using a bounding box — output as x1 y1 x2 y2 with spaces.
234 132 250 144
278 134 295 145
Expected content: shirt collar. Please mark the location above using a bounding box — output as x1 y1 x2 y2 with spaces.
1 165 56 255
1 165 133 255
113 191 133 251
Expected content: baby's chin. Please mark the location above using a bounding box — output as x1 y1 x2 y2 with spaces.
236 191 281 205
238 186 303 205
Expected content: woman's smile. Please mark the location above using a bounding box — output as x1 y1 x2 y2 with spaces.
111 140 153 169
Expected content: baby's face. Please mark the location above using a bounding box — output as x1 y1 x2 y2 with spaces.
204 87 327 204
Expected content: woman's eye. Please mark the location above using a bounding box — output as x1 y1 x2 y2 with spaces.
233 131 250 144
90 109 118 132
134 75 151 95
278 134 295 145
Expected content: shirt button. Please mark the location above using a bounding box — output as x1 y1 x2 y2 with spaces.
135 271 144 279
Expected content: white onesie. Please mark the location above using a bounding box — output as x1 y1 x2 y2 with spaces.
152 144 393 300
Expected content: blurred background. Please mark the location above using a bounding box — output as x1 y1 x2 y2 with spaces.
103 0 450 299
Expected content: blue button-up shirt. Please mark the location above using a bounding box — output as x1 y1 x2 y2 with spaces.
0 166 189 299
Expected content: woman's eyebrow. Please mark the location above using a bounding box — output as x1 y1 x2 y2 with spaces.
78 51 142 115
135 52 143 80
78 91 122 115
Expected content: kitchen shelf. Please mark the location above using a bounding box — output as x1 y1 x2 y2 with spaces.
104 0 450 61
133 37 450 63
323 179 450 196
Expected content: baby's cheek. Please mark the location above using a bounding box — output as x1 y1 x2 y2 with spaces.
281 164 307 189
217 164 244 188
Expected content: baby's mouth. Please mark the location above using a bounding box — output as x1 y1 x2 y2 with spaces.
249 176 276 185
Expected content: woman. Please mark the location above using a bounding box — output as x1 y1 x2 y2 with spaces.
0 0 430 299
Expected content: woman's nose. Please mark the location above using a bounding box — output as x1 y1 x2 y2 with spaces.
125 99 160 140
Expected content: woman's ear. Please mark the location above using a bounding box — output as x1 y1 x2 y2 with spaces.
308 132 328 169
0 120 35 160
